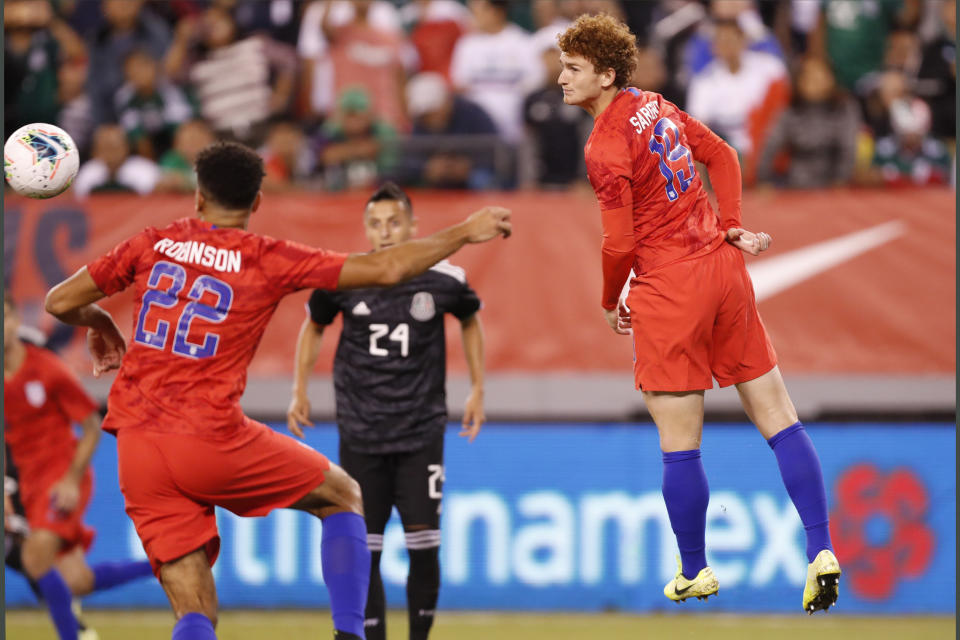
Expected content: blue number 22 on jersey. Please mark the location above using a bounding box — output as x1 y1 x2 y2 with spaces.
134 261 233 359
648 117 697 202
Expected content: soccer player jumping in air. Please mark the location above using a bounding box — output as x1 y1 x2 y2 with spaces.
288 182 487 640
4 294 154 640
556 15 840 613
43 142 511 640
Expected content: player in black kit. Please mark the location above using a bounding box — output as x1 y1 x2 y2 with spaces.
287 182 486 640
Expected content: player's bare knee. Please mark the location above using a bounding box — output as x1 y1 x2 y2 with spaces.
61 564 95 596
20 534 58 579
342 474 364 515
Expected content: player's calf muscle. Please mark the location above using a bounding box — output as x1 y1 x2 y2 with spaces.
289 464 364 517
160 551 218 625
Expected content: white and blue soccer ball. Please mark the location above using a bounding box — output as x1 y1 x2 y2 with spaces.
4 123 80 199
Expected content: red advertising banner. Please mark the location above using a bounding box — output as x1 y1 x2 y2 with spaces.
4 187 954 378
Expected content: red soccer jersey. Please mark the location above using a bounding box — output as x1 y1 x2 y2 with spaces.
585 88 743 308
86 217 347 437
4 343 98 485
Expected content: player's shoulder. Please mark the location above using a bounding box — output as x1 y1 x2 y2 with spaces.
139 217 202 246
427 259 468 285
24 342 66 375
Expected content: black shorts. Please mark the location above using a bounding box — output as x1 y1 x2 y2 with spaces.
339 434 444 549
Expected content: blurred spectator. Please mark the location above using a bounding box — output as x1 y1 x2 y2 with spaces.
632 46 668 93
5 0 86 132
863 68 910 138
684 0 785 76
809 0 917 98
57 59 95 156
317 87 397 191
323 0 414 132
644 1 708 108
873 95 951 185
523 39 590 187
261 120 317 190
757 57 862 189
884 26 922 75
530 0 577 52
773 0 822 58
915 0 955 140
450 0 543 143
116 49 193 160
155 119 216 193
73 124 160 199
403 71 499 189
686 19 789 182
297 0 406 119
166 7 297 143
401 0 471 81
233 0 306 45
88 0 171 125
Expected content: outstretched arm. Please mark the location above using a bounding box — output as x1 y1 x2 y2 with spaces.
337 206 511 289
458 313 485 443
287 317 326 439
45 268 126 376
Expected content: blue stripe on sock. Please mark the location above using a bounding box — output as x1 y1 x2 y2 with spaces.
767 421 834 562
322 512 371 637
172 612 217 640
92 560 154 591
661 449 709 580
766 421 805 449
37 569 77 640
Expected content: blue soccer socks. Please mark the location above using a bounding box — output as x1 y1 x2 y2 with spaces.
768 422 834 562
91 560 154 591
37 569 78 640
322 512 371 638
661 449 710 580
172 612 217 640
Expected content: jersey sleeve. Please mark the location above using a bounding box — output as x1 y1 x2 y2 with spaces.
308 289 341 325
449 280 481 320
261 237 348 296
586 130 636 310
669 100 743 231
86 229 154 295
586 132 633 211
45 353 98 423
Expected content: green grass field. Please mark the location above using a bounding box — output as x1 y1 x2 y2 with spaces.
5 610 955 640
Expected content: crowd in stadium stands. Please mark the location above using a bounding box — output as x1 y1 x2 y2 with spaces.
5 0 955 197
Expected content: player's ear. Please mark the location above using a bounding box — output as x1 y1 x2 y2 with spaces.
600 67 616 90
250 191 262 214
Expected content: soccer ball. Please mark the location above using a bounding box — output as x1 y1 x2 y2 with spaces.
4 123 80 199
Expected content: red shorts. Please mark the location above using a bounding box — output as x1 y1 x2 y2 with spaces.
21 470 95 554
627 242 777 392
117 418 330 576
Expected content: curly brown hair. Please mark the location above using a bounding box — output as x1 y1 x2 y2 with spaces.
557 13 638 89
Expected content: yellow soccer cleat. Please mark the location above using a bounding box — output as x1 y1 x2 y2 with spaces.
802 549 841 614
72 599 100 640
663 557 719 603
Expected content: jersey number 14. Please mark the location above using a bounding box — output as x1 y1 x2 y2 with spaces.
648 117 697 202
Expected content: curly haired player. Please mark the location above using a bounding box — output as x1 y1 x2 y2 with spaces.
556 13 840 613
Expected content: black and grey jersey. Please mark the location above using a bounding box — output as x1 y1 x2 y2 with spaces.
309 260 481 454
